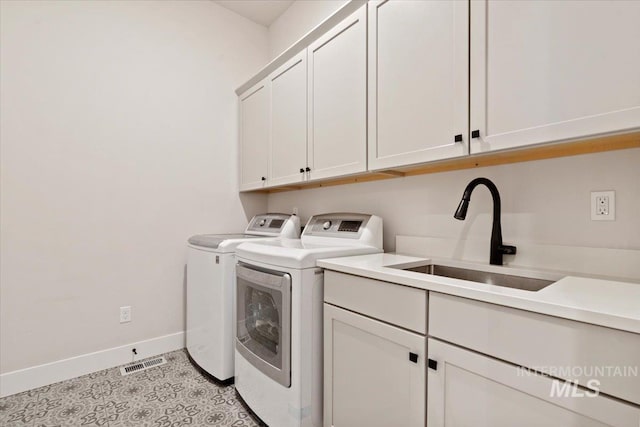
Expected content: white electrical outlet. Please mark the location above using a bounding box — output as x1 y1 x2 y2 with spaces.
292 206 299 215
120 306 132 323
591 191 615 221
596 195 609 215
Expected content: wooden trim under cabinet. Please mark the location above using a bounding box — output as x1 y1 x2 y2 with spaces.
243 130 640 193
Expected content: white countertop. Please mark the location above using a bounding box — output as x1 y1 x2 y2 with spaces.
317 253 640 335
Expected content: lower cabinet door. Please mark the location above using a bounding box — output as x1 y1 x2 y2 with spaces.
427 338 640 427
324 304 426 427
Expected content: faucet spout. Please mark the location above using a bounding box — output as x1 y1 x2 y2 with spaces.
453 177 516 265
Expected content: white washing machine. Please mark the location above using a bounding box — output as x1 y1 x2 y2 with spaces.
186 213 300 382
234 213 383 426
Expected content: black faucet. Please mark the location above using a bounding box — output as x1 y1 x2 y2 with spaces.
454 177 517 265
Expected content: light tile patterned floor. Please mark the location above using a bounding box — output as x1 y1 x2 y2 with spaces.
0 349 263 426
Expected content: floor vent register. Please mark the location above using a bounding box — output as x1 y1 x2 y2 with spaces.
119 356 167 376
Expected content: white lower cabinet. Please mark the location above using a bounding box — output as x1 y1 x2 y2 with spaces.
429 292 640 405
322 273 640 427
427 338 640 427
324 303 426 427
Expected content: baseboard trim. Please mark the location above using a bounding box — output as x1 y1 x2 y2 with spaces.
0 331 185 398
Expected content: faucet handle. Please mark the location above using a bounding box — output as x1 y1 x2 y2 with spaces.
499 244 517 255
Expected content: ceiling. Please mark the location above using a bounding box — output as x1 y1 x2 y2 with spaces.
214 0 295 27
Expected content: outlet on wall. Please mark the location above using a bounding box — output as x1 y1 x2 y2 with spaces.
591 191 615 221
120 306 132 323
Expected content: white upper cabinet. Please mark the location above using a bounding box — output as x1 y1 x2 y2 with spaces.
368 0 469 170
238 0 640 190
470 0 640 153
308 6 367 180
239 79 269 191
269 51 308 186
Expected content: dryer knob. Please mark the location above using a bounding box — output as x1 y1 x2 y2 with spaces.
322 221 332 230
259 219 267 226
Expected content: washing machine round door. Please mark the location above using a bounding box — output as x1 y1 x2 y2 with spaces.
235 263 291 388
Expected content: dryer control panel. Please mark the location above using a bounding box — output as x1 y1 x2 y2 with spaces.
303 213 372 239
246 214 300 236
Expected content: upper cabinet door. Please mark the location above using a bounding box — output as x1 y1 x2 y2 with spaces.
308 6 367 181
368 0 469 171
470 0 640 154
269 51 308 187
239 79 269 191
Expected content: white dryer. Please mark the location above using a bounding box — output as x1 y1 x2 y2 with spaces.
186 213 300 382
234 213 383 426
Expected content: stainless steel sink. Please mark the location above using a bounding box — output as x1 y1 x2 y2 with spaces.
394 263 557 292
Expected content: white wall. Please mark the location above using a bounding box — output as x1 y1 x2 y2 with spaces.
0 0 268 374
268 149 640 253
268 0 347 59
